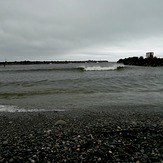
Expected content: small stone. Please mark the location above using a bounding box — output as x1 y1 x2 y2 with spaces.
29 158 35 163
143 154 148 159
97 140 102 144
98 157 101 161
3 141 8 145
88 134 94 139
32 155 37 158
151 150 155 155
9 158 14 162
117 126 121 129
76 148 80 151
31 159 35 163
46 130 51 134
109 150 112 154
44 130 52 134
55 120 67 126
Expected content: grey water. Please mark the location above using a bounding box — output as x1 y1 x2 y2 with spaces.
0 62 163 112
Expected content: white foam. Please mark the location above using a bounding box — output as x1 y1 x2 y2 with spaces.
0 105 64 112
81 64 125 71
0 105 18 112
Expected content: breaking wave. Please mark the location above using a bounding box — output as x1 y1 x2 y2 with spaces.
78 64 125 71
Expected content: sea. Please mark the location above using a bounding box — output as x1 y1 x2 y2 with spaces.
0 62 163 113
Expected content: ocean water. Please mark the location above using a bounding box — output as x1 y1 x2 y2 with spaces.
0 62 163 112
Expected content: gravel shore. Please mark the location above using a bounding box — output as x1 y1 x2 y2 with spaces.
0 110 163 162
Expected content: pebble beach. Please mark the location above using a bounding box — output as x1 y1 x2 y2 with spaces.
1 110 163 163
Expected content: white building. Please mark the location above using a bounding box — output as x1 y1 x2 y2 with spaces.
146 52 154 58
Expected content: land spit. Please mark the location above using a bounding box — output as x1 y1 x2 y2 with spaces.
0 110 163 162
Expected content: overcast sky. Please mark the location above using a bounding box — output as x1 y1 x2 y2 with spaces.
0 0 163 61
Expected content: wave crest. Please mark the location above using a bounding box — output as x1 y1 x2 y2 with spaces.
79 64 125 71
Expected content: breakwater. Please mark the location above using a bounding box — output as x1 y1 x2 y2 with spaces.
0 60 108 66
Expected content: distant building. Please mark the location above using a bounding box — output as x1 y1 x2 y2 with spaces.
146 52 154 58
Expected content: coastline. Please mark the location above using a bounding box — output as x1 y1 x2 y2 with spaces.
1 110 163 162
117 57 163 67
0 60 108 66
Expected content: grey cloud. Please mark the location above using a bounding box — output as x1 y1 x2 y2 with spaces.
0 0 163 61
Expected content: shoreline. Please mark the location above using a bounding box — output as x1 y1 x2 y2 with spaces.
1 110 163 162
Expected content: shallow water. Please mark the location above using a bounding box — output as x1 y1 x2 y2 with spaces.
0 62 163 112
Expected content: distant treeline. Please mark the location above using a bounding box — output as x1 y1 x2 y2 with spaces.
117 56 163 67
0 60 108 66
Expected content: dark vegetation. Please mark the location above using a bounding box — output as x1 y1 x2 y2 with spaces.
117 56 163 66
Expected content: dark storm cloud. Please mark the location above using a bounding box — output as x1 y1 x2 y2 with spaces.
0 0 163 61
